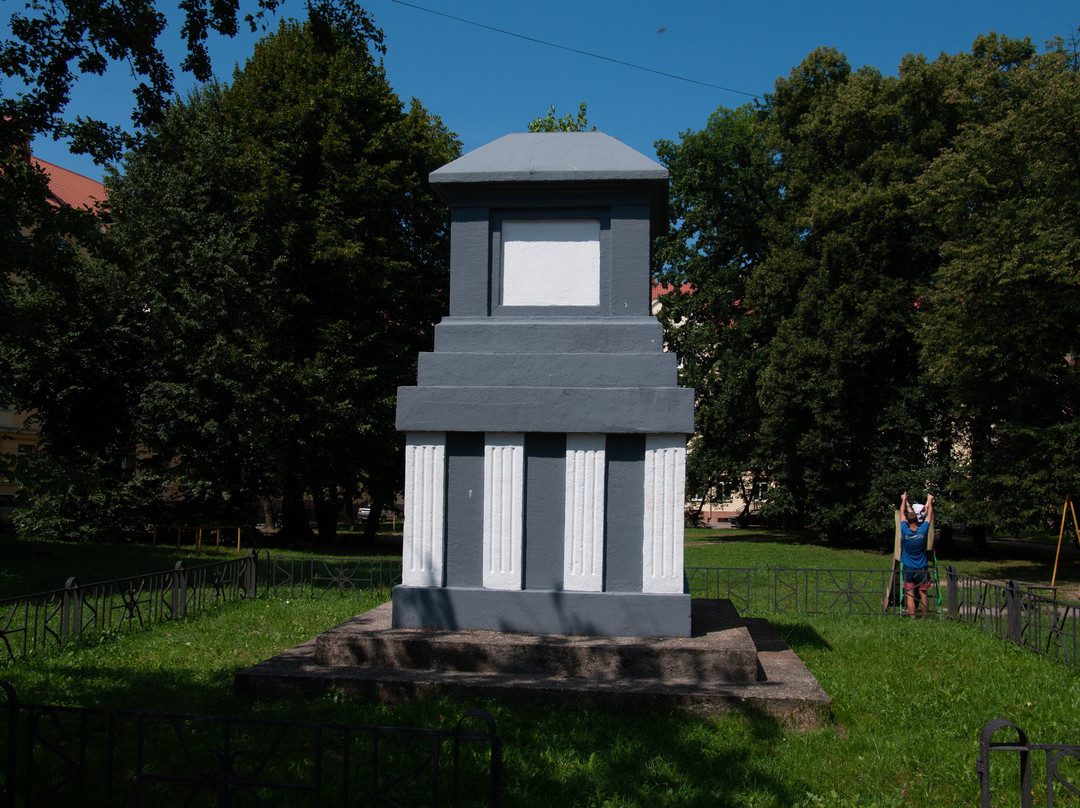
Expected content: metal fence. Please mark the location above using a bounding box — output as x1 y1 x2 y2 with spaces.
0 556 256 663
945 567 1080 669
0 680 501 808
686 563 1080 670
686 565 894 615
259 553 402 599
0 553 403 664
978 718 1080 807
6 555 1080 672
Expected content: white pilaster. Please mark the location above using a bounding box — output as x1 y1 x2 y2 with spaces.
643 434 686 594
483 433 525 590
563 434 606 591
402 433 446 587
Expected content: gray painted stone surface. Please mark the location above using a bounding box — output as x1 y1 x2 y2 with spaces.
431 317 665 354
397 386 693 434
523 433 567 591
394 132 693 637
444 433 484 588
391 585 691 637
417 352 678 388
604 434 646 592
429 132 669 186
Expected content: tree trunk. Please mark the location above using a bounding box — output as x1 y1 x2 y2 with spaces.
363 493 385 544
259 497 275 531
314 489 341 543
279 484 312 541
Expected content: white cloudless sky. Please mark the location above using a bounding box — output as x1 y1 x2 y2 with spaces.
13 0 1079 181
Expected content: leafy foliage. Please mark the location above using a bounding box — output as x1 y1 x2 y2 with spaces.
97 9 460 540
527 102 595 132
657 31 1080 538
5 6 459 541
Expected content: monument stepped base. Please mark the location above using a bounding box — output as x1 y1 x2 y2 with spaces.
234 599 830 723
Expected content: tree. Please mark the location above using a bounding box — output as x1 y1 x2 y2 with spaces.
102 5 460 541
0 0 288 164
658 49 953 539
653 105 775 520
914 34 1080 532
0 0 296 345
657 31 1080 539
748 48 961 539
1 0 289 535
527 102 595 132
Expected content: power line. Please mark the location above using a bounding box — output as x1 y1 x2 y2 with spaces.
388 0 760 99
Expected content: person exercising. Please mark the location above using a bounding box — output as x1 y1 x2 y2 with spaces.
900 492 935 618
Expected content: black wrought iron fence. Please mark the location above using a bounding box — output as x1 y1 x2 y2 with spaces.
978 718 1080 807
0 556 256 663
259 553 402 599
0 680 501 808
686 565 894 615
945 567 1080 668
0 553 403 664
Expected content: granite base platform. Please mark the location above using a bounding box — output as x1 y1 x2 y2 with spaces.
233 599 830 723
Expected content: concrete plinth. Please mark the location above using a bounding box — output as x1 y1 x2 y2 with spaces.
234 599 831 722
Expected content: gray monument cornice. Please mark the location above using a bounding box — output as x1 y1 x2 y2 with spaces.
430 132 668 188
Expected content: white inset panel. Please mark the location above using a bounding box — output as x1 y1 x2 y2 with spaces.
563 434 606 591
501 219 600 307
402 433 446 587
483 433 525 590
643 434 686 594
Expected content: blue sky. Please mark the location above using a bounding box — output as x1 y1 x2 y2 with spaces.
16 0 1080 181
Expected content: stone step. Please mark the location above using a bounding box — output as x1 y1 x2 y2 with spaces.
237 655 802 717
233 599 832 722
315 617 760 683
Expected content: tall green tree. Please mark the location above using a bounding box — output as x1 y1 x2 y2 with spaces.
915 34 1080 531
658 32 1080 539
103 5 460 541
658 49 955 539
0 0 288 351
653 104 775 518
748 48 960 538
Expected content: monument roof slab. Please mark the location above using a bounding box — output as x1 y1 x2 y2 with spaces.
429 132 668 186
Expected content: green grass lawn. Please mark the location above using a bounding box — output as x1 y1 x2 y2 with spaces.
3 529 1080 806
2 529 1080 803
3 592 1078 806
0 527 404 600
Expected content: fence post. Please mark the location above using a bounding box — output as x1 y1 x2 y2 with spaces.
1006 580 1022 644
61 577 80 642
977 718 1031 808
244 550 258 599
947 565 959 619
172 561 188 620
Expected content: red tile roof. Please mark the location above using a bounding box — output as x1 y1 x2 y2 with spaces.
651 282 694 300
31 157 105 210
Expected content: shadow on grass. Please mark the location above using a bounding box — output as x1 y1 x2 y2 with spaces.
4 661 822 807
771 622 833 653
687 528 825 546
490 699 812 806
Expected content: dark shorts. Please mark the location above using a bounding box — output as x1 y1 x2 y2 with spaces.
903 568 932 591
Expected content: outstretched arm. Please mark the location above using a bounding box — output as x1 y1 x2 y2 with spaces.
900 492 909 519
925 494 935 524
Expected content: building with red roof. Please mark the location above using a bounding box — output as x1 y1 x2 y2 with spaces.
31 157 106 209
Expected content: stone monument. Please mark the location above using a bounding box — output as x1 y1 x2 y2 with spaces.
392 131 694 637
